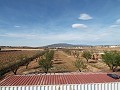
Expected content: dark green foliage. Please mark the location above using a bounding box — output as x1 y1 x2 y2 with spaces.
39 50 54 73
45 50 54 60
102 51 120 72
39 58 53 73
10 64 19 75
74 58 86 72
82 51 92 62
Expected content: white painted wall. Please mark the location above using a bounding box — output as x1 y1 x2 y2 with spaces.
1 82 120 90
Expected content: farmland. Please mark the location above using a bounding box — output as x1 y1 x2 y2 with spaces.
0 50 40 69
0 46 120 80
4 50 110 75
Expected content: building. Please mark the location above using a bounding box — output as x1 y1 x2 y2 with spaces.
0 73 120 90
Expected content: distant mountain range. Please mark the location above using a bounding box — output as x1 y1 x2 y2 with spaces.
1 43 120 49
42 43 92 48
0 43 92 49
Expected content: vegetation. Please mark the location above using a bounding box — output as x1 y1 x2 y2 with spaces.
0 51 46 76
62 49 80 58
62 49 71 55
6 54 29 75
102 51 120 72
0 50 38 69
10 63 19 75
45 50 54 60
74 58 86 72
72 51 78 58
75 51 80 58
39 50 54 73
82 51 92 62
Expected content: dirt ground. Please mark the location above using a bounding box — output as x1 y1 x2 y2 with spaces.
53 51 111 73
52 50 77 72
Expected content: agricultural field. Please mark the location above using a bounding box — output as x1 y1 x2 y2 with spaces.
12 50 111 75
0 48 120 80
52 50 110 73
0 50 40 70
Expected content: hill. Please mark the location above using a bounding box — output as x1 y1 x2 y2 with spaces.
42 43 92 48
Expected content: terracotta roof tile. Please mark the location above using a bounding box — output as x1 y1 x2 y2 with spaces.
0 73 120 86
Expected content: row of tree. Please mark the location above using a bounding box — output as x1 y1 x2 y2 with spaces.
27 50 120 73
0 51 46 76
74 50 120 72
63 49 120 72
38 50 89 73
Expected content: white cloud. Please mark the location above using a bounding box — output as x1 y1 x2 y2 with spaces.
14 25 21 28
109 18 120 28
116 18 120 24
0 33 36 38
0 31 109 42
41 32 109 42
72 24 87 29
110 25 120 28
78 13 92 20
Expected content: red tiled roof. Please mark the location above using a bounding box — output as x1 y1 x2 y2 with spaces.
0 73 120 86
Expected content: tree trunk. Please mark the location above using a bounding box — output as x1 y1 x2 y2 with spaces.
78 69 81 72
112 66 117 72
11 68 18 75
44 68 48 74
108 64 112 70
86 59 88 63
26 62 29 69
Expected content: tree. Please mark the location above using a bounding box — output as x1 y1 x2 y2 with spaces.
39 50 54 73
74 58 87 72
17 54 29 69
102 51 120 72
82 51 92 62
39 58 53 73
8 55 19 75
10 64 19 75
45 50 54 60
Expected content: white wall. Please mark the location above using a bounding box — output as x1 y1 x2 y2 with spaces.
1 82 120 90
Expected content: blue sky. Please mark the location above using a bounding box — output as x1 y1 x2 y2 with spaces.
0 0 120 46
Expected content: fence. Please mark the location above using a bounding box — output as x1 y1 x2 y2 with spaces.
1 82 120 90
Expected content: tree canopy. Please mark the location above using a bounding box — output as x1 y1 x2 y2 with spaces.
39 50 54 73
82 51 92 62
74 58 86 72
102 51 120 72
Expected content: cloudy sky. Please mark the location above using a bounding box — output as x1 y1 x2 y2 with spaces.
0 0 120 46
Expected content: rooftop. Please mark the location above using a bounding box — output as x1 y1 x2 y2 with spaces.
0 73 120 86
